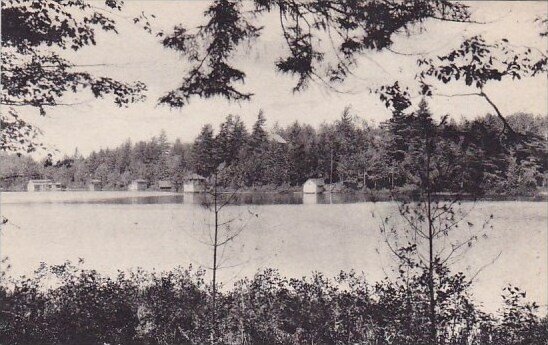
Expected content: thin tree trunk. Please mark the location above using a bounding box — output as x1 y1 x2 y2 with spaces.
330 148 334 189
426 129 437 345
212 172 219 344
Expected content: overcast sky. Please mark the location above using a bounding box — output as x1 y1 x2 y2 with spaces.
23 1 547 157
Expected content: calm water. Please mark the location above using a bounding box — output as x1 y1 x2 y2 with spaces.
1 191 546 314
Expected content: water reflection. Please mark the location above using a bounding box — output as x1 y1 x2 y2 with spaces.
302 194 318 204
183 193 199 205
3 191 544 206
110 194 186 205
129 193 382 205
44 192 381 205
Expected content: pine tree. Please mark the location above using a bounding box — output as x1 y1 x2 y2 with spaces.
334 107 360 182
214 115 234 165
169 138 190 189
214 114 248 169
406 99 436 190
192 125 216 177
156 130 171 181
382 108 415 188
245 110 269 185
249 110 268 152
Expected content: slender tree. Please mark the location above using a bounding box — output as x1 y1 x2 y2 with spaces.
380 100 495 345
200 163 251 344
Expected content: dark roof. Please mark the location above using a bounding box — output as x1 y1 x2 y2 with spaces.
185 174 206 181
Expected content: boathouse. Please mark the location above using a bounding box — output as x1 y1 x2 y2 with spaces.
128 179 148 191
158 180 173 191
183 174 206 193
27 179 64 192
27 179 53 192
303 178 325 194
88 179 102 191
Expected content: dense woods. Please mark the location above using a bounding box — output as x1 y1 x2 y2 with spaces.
1 106 546 196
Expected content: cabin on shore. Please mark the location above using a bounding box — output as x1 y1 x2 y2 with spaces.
158 180 173 191
303 178 325 194
183 174 206 193
88 179 102 191
128 179 148 191
27 179 63 192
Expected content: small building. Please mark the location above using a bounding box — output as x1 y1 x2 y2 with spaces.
303 178 325 194
27 179 53 192
128 179 148 191
268 132 288 144
27 180 64 192
88 179 102 191
158 180 173 191
183 174 206 193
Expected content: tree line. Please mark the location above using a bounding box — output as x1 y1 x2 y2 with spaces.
1 104 545 195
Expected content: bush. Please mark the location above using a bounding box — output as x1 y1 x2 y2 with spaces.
0 263 545 345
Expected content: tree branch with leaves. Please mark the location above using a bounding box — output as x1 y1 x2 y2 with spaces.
159 0 471 108
1 0 148 153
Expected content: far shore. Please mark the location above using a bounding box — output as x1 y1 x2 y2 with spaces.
1 188 546 203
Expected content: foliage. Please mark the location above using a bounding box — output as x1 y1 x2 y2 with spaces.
159 0 261 107
160 0 471 107
0 262 545 345
0 108 44 154
1 110 546 195
1 0 147 153
374 33 547 140
415 36 545 137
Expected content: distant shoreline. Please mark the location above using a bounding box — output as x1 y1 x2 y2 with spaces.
2 189 546 203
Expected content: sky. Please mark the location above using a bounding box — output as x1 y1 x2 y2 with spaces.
20 0 548 157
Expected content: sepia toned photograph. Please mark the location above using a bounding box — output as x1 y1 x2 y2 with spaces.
0 1 547 344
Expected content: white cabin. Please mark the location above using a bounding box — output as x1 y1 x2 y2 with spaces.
303 178 325 194
183 174 206 193
88 179 102 191
128 179 148 191
27 179 63 192
158 180 173 191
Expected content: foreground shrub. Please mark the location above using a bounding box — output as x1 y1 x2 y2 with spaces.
0 262 545 345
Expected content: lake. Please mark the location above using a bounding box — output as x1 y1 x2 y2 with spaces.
0 191 546 314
